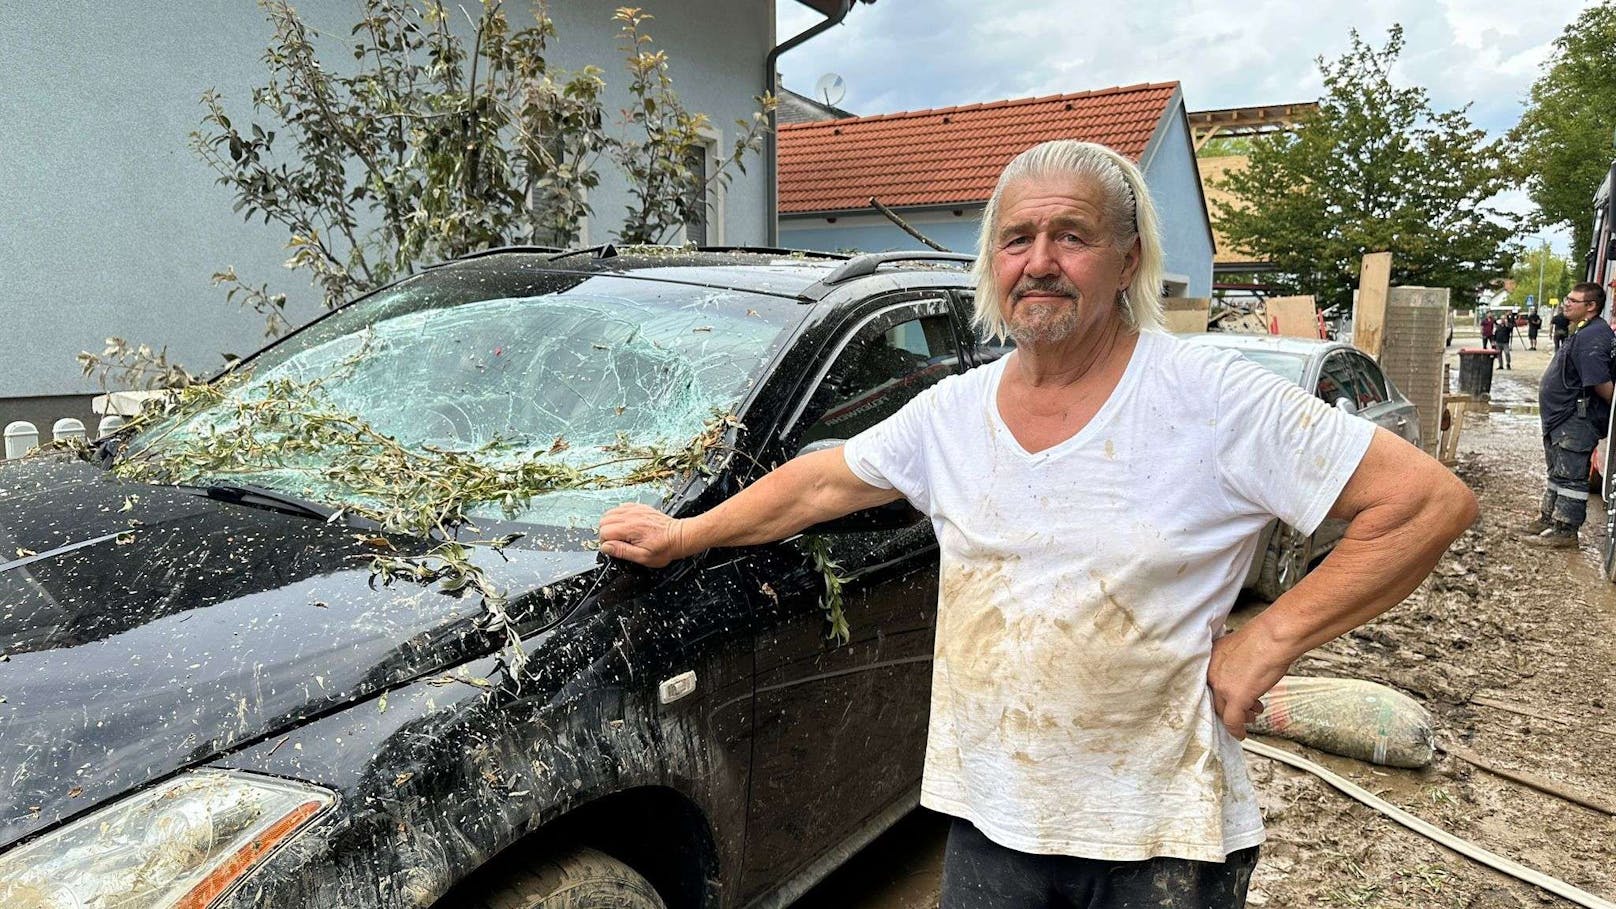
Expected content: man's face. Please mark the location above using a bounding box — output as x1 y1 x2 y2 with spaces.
990 175 1140 346
1564 291 1599 323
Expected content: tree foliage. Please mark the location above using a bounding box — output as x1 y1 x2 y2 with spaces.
1212 26 1516 310
1505 245 1574 311
1511 1 1616 264
81 0 773 387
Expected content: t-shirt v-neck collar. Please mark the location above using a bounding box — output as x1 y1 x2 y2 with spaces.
988 331 1153 460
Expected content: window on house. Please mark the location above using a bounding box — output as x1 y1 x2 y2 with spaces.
683 142 713 246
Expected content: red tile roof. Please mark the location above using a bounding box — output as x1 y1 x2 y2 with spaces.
778 82 1180 214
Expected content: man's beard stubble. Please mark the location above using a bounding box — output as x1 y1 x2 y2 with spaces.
1006 275 1084 345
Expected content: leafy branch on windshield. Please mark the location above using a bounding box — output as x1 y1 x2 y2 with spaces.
104 372 740 686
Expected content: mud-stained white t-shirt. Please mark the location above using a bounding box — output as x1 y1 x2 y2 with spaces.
841 329 1375 863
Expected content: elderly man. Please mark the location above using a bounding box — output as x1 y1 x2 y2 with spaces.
600 140 1476 908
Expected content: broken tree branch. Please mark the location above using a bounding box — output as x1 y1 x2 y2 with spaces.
869 196 949 252
1445 743 1616 817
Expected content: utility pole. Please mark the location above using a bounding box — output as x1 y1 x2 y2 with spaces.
1537 240 1547 314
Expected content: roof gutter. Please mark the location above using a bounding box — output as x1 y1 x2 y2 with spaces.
765 1 855 246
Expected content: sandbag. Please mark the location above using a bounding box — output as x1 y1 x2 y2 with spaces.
1248 675 1435 768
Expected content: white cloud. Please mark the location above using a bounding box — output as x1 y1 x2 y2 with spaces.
776 0 1595 133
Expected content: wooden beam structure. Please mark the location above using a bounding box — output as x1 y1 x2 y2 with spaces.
1188 102 1319 149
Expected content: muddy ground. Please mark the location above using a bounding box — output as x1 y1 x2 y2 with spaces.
797 328 1616 909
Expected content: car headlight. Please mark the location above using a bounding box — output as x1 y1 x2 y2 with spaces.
0 770 335 908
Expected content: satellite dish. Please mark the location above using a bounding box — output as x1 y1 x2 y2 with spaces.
814 72 846 107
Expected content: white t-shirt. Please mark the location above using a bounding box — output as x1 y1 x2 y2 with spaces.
841 329 1375 863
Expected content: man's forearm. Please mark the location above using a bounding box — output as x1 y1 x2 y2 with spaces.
671 449 898 557
1245 469 1476 661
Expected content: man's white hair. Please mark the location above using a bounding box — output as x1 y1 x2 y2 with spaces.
970 140 1166 339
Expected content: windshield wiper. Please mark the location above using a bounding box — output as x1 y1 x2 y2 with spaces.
179 482 338 523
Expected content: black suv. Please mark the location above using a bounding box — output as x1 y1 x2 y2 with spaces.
0 247 990 908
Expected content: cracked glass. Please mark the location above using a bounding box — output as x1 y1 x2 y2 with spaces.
125 272 798 530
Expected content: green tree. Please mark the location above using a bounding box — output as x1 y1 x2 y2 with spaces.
81 0 773 387
1511 2 1616 262
1212 26 1516 310
1505 245 1574 310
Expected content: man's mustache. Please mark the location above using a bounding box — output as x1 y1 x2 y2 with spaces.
1011 277 1080 300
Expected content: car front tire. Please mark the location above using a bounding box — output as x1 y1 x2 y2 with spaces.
466 846 667 909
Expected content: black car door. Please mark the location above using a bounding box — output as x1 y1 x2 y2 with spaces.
734 296 963 900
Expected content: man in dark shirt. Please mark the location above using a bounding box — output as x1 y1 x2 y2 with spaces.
1493 314 1514 369
1523 283 1615 547
1528 311 1542 349
1552 308 1572 350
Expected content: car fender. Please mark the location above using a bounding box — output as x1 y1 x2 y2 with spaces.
213 597 733 908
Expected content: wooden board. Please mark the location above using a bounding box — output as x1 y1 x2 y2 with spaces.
1265 295 1318 338
1353 251 1393 358
1440 393 1471 465
1162 297 1210 333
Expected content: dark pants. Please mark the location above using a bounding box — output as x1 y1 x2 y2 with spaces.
1529 328 1539 349
1541 417 1599 529
940 819 1258 909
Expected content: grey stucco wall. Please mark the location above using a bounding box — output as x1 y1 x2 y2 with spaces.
1140 107 1214 298
1 1 773 400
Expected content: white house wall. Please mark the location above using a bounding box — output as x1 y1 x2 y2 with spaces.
0 1 772 404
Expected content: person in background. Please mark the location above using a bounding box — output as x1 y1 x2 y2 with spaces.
1522 283 1614 548
1492 314 1513 369
1481 312 1496 350
1552 306 1572 351
1528 310 1542 350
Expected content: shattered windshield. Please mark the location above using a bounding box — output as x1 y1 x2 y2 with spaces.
121 271 798 533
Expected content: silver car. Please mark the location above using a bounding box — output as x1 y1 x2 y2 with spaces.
1182 333 1422 600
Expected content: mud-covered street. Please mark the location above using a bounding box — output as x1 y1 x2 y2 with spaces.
798 327 1616 909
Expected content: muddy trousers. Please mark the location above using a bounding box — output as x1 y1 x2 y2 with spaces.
939 818 1257 909
1541 418 1599 529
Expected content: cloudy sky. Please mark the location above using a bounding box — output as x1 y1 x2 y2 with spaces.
776 0 1597 252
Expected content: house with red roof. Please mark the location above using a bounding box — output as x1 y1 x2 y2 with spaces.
778 82 1215 298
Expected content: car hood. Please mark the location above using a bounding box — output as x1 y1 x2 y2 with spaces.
0 459 599 848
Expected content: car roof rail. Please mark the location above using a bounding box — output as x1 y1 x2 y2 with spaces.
547 243 623 260
694 245 851 260
796 251 976 301
425 245 567 268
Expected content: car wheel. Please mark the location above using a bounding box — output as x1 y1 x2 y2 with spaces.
465 846 666 909
1255 525 1313 603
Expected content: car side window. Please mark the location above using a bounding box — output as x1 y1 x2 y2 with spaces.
1316 353 1366 407
798 311 961 447
1349 354 1389 405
